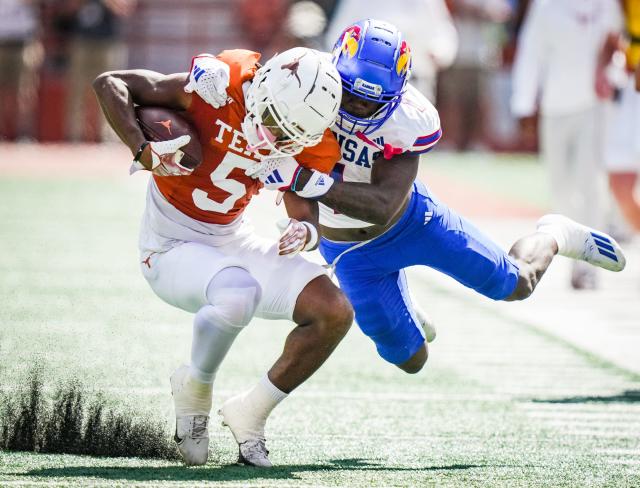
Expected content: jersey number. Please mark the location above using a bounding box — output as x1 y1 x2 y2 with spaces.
192 152 255 213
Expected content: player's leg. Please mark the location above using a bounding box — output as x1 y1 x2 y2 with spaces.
387 182 625 303
141 242 260 466
216 236 353 467
604 77 640 231
320 239 429 374
506 212 627 300
609 172 640 231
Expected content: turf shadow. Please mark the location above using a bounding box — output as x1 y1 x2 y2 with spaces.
530 390 640 404
23 459 487 482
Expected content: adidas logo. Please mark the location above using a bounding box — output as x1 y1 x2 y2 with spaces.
317 176 325 186
374 136 384 147
591 232 618 262
424 211 433 225
265 170 284 185
192 65 205 82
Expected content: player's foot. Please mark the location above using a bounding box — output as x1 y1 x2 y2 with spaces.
536 214 626 272
571 261 598 290
170 365 213 466
410 294 436 343
218 394 272 468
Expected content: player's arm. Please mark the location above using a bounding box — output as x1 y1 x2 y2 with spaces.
277 192 321 255
297 152 420 226
92 70 191 168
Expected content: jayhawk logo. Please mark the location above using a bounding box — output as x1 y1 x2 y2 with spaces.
337 25 362 59
396 40 411 76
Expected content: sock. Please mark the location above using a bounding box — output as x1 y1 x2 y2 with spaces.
189 304 243 384
243 375 289 422
536 217 569 257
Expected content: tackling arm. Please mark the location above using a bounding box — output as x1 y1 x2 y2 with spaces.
298 151 419 226
92 70 192 168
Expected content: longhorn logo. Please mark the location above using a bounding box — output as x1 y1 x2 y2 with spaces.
155 119 173 135
281 52 307 88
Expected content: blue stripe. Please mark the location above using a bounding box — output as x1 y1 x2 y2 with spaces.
593 238 615 253
590 231 610 244
414 129 442 146
597 247 619 262
272 170 284 183
266 175 275 184
409 146 436 155
193 66 204 82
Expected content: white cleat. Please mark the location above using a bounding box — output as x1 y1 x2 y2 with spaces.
537 214 626 272
218 395 272 468
170 365 213 466
410 293 436 343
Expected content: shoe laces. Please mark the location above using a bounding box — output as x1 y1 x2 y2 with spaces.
191 415 209 439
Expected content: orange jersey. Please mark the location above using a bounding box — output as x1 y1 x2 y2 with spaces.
153 49 340 225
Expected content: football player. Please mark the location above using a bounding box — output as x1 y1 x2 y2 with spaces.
93 47 353 468
190 21 626 375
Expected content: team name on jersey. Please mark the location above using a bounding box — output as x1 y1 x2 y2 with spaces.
210 118 260 160
332 131 383 168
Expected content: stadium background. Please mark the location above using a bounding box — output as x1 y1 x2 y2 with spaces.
1 1 639 486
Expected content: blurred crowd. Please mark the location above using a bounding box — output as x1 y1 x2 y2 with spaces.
1 0 525 148
1 0 638 285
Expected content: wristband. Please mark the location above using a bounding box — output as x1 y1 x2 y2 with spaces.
133 141 149 162
301 222 319 251
295 171 334 199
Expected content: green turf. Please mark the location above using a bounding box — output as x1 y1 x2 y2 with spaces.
0 161 638 487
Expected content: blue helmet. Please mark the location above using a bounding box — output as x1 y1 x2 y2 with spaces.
332 19 412 134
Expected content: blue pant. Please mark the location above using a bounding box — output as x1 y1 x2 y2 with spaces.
319 181 519 365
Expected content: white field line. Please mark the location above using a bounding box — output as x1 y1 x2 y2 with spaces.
606 459 640 465
526 411 640 422
596 449 640 456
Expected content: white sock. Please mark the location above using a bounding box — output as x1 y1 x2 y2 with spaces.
242 375 288 424
537 217 569 256
189 305 242 384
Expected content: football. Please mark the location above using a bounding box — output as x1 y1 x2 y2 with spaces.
134 106 203 170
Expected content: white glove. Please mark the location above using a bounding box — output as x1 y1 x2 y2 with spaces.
129 135 193 177
184 54 230 109
246 155 335 198
245 156 302 191
276 218 318 257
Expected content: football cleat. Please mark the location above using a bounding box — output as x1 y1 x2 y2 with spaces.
219 395 272 468
170 365 213 466
536 214 626 272
410 294 436 343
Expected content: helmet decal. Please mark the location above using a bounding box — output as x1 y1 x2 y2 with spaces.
281 51 306 87
396 40 411 76
338 25 362 59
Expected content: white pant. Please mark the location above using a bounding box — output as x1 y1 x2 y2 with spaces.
604 76 640 172
138 181 325 320
541 105 606 229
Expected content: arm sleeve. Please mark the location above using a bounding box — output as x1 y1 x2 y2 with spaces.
510 0 547 118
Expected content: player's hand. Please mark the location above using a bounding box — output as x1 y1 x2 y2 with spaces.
184 54 230 109
245 156 302 191
130 136 193 176
277 218 314 257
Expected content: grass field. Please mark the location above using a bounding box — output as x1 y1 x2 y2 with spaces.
1 146 639 487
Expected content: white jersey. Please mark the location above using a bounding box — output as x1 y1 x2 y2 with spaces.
319 83 441 229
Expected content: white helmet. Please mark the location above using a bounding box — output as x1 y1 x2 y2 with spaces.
242 47 342 159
